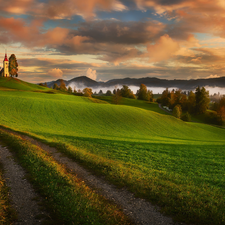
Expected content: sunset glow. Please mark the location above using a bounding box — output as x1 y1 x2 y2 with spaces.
1 0 225 83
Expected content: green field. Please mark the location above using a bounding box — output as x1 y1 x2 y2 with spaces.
0 77 225 224
93 95 168 114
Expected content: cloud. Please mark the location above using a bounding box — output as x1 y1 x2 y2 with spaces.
48 68 63 78
36 0 127 20
0 0 127 20
207 74 220 79
78 20 164 44
86 68 97 80
0 0 34 14
147 34 180 62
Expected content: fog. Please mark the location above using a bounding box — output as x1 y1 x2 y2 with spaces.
67 82 225 96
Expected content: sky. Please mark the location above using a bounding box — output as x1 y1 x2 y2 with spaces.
1 0 225 83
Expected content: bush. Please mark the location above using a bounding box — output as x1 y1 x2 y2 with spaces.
205 111 223 125
173 105 182 119
181 112 191 122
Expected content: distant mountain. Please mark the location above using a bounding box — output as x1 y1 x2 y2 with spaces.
46 76 225 90
47 76 99 88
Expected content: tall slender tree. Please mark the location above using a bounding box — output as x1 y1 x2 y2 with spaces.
195 86 210 114
9 54 18 77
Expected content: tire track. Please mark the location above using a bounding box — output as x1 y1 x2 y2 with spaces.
0 144 49 225
6 130 186 225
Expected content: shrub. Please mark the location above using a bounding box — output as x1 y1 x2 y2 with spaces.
173 105 182 119
181 112 191 122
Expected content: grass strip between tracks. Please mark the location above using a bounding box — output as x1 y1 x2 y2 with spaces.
0 129 131 225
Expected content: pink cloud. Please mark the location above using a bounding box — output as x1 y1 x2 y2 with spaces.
147 34 180 62
48 68 63 78
86 68 97 80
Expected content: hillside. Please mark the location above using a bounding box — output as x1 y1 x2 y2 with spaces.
0 78 225 224
0 77 51 92
0 88 224 144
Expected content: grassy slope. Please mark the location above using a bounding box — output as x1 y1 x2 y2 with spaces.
0 89 224 144
0 78 225 224
0 130 130 225
93 95 168 114
0 77 51 92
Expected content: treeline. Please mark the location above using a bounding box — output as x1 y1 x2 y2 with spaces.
157 86 225 125
40 80 93 97
40 80 224 125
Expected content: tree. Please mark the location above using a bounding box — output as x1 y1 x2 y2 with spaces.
9 54 18 77
195 86 210 114
181 112 191 122
161 88 170 106
187 91 196 113
137 84 153 101
106 90 112 96
68 86 73 93
112 89 122 104
59 79 67 91
216 97 225 124
98 90 103 95
120 85 136 99
146 90 154 102
83 88 93 97
172 104 182 119
53 83 59 90
120 85 130 98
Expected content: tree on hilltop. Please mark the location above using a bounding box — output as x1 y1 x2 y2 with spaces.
9 54 18 77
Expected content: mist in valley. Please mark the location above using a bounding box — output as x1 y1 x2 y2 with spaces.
67 82 225 96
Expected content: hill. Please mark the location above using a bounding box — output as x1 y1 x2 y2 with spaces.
46 76 225 91
0 78 225 224
0 77 51 92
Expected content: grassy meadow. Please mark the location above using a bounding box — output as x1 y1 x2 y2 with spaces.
0 77 225 224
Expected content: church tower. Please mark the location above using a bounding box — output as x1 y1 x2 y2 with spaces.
3 53 9 77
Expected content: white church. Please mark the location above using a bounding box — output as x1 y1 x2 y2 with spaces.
0 53 9 77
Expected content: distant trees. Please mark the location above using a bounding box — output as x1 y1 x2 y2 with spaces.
120 85 136 99
106 90 112 96
9 54 18 77
53 80 67 92
195 86 210 114
187 91 196 113
158 86 210 115
53 83 59 90
211 96 225 125
67 86 73 94
172 105 182 119
112 88 122 104
59 79 67 91
39 82 48 87
137 84 153 102
83 88 93 97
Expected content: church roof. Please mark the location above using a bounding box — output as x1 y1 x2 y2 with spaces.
4 54 8 62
